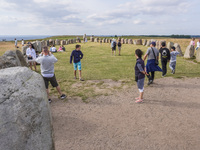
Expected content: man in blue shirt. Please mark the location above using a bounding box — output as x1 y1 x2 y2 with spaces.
70 45 84 81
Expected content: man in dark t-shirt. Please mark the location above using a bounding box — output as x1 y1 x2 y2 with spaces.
159 42 170 77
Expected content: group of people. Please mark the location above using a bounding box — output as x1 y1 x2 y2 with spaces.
111 39 122 56
190 38 200 51
134 41 180 103
49 45 66 53
25 44 84 103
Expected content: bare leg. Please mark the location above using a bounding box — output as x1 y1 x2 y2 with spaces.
79 70 82 79
74 70 77 78
29 62 33 70
56 86 62 96
114 51 116 56
112 50 113 56
139 92 144 99
34 62 37 71
119 50 121 55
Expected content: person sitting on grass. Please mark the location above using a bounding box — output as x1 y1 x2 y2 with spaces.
50 45 57 53
169 46 180 74
35 46 66 103
70 45 84 81
58 45 63 52
62 45 66 51
135 49 148 103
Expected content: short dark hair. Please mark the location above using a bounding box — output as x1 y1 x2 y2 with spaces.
76 45 81 49
135 49 143 58
161 42 166 47
43 46 48 52
171 46 176 50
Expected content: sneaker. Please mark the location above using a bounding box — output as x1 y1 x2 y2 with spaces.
74 77 77 79
79 78 84 81
148 80 153 85
48 99 52 103
172 70 175 74
60 94 66 100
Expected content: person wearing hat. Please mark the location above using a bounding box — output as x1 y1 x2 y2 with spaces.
143 41 162 85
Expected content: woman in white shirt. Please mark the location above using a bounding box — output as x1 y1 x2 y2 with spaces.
26 44 37 71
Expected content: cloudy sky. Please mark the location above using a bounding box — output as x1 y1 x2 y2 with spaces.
0 0 199 35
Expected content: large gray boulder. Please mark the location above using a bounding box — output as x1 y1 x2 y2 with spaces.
90 37 94 42
0 50 28 69
146 40 151 47
143 39 147 46
36 41 42 52
174 43 183 56
55 39 60 45
128 39 133 44
0 67 55 150
22 45 29 55
121 38 124 44
184 45 195 58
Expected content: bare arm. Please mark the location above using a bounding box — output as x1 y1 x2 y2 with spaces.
143 54 148 61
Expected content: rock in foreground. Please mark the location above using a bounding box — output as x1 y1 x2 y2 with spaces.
0 67 54 150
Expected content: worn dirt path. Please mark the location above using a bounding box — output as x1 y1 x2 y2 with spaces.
51 77 200 150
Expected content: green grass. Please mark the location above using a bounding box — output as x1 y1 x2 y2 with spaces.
38 42 200 100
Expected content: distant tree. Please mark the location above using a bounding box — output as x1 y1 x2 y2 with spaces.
115 35 118 37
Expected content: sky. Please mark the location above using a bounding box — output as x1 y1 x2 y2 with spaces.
0 0 199 35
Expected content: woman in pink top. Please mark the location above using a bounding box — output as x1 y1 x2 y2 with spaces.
190 38 195 46
58 46 63 52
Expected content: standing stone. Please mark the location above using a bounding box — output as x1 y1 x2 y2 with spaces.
83 34 87 42
146 40 151 47
49 39 54 46
121 38 124 44
133 40 136 45
174 43 183 56
0 50 28 69
41 40 46 50
184 45 195 58
125 39 128 44
36 41 42 52
102 38 106 43
61 40 66 45
128 39 133 44
22 45 29 55
156 41 160 49
0 67 54 150
94 38 99 43
109 38 112 43
76 37 81 43
167 42 174 51
196 49 200 62
136 39 142 45
143 40 147 46
90 37 94 42
46 40 50 46
66 40 69 45
118 37 121 41
68 39 71 44
55 39 60 45
73 38 76 43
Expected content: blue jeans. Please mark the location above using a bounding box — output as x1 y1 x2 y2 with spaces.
169 61 176 71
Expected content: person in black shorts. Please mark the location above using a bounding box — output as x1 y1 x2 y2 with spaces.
111 39 117 56
36 46 66 103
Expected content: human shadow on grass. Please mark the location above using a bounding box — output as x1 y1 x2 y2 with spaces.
144 99 200 110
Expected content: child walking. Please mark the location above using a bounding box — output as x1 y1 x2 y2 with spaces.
169 46 180 74
70 45 84 81
135 49 147 103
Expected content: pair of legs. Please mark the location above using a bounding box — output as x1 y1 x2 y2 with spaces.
112 49 116 56
169 61 176 74
147 71 155 84
118 47 121 55
135 78 145 103
161 60 168 76
29 62 37 71
43 75 66 101
74 70 82 79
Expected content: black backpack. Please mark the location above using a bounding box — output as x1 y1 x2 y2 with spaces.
118 42 121 47
113 41 116 47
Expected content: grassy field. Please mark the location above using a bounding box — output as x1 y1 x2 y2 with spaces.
0 39 200 101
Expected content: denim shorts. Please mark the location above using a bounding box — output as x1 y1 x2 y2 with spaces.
137 78 145 90
73 61 81 70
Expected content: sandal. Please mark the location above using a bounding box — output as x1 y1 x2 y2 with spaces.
135 99 143 103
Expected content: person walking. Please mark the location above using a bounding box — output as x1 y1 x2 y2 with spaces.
159 42 170 77
118 40 122 56
14 38 18 48
196 39 200 50
35 46 66 103
22 39 24 46
169 46 180 74
143 42 162 85
111 39 117 56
